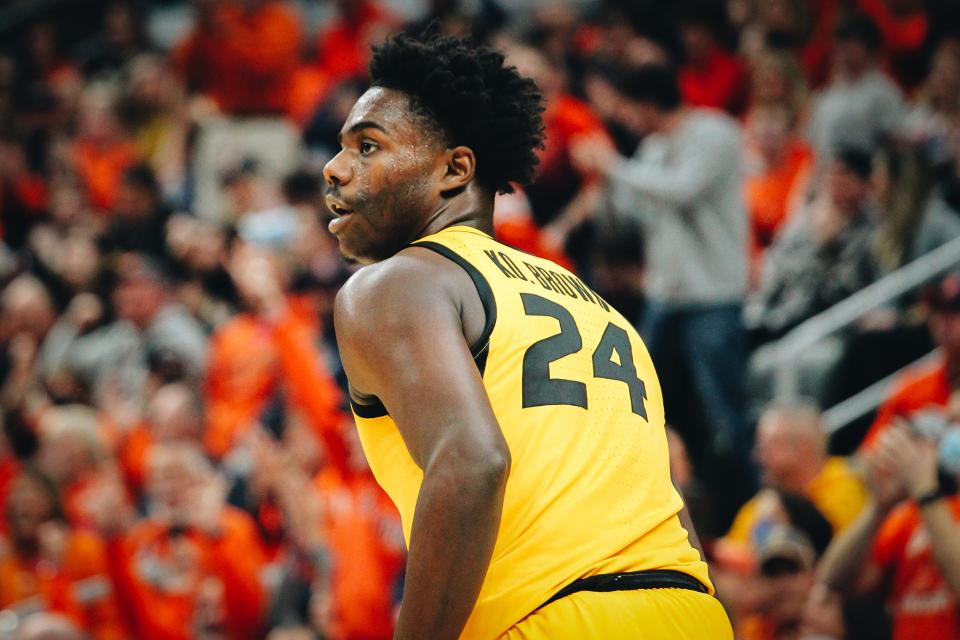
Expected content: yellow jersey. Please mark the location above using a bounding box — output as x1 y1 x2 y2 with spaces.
351 225 712 639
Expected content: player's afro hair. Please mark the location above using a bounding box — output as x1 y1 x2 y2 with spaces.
369 32 545 195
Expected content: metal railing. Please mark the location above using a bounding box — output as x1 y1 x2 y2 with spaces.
772 235 960 425
822 349 940 433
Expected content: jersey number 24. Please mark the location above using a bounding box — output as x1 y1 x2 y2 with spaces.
520 293 647 419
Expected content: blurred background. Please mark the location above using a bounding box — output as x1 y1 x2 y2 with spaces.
1 0 960 638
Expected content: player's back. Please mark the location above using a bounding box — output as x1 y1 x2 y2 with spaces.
352 225 711 639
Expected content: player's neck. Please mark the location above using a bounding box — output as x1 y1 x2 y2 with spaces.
416 183 494 240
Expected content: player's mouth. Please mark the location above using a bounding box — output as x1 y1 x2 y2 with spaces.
326 196 355 235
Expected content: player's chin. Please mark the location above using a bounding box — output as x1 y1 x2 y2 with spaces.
336 233 380 266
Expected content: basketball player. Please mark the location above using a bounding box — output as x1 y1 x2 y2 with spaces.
325 33 732 639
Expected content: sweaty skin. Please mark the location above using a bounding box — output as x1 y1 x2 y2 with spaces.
327 87 511 640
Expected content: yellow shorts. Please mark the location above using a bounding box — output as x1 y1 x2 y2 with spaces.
499 588 733 640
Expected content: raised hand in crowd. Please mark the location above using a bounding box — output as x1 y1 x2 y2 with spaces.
228 242 288 318
873 421 940 503
83 469 136 538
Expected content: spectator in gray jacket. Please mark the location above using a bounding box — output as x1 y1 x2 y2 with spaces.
572 63 753 518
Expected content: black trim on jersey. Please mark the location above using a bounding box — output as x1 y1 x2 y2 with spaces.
413 240 497 377
350 395 388 419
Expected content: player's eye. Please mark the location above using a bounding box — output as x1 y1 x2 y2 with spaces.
359 141 378 156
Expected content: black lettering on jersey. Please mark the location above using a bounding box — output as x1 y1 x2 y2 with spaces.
520 293 588 410
524 262 555 292
485 250 518 279
500 253 528 280
591 289 611 312
559 273 596 304
543 269 578 299
519 293 648 420
592 323 648 419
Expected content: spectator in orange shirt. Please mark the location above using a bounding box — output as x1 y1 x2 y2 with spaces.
119 382 204 496
257 417 403 640
0 468 125 640
173 0 301 115
310 426 404 640
742 104 813 278
90 441 267 640
204 244 344 459
819 419 960 640
862 272 960 449
508 43 608 209
69 85 139 213
501 42 607 266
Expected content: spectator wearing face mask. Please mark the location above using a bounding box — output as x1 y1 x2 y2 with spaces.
818 415 960 640
862 273 960 449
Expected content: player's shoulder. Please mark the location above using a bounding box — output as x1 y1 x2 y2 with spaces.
334 247 466 334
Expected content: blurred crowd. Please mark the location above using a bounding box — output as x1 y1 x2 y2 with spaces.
2 0 960 638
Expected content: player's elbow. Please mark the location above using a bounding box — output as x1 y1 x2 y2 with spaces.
481 448 511 487
461 447 511 494
431 443 511 497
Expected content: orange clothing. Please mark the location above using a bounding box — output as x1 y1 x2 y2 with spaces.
0 172 47 242
61 473 132 533
494 213 574 273
872 496 960 640
173 1 300 115
538 94 607 186
744 141 812 252
105 507 266 640
680 47 747 113
204 297 344 459
856 0 927 55
0 530 127 640
0 458 20 535
287 65 334 125
313 468 404 640
118 426 154 496
737 615 776 640
70 139 139 212
861 358 950 450
800 0 841 87
314 1 396 84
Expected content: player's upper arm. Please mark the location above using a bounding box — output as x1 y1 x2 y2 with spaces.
333 251 510 474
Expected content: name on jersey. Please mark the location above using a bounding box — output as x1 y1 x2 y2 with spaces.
483 250 610 312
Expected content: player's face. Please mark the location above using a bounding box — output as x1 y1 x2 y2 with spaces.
323 87 445 264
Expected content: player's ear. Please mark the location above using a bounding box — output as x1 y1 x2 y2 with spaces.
440 146 476 192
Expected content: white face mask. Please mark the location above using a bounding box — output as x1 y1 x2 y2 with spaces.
939 427 960 476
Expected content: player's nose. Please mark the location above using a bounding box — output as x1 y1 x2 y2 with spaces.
323 149 352 187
